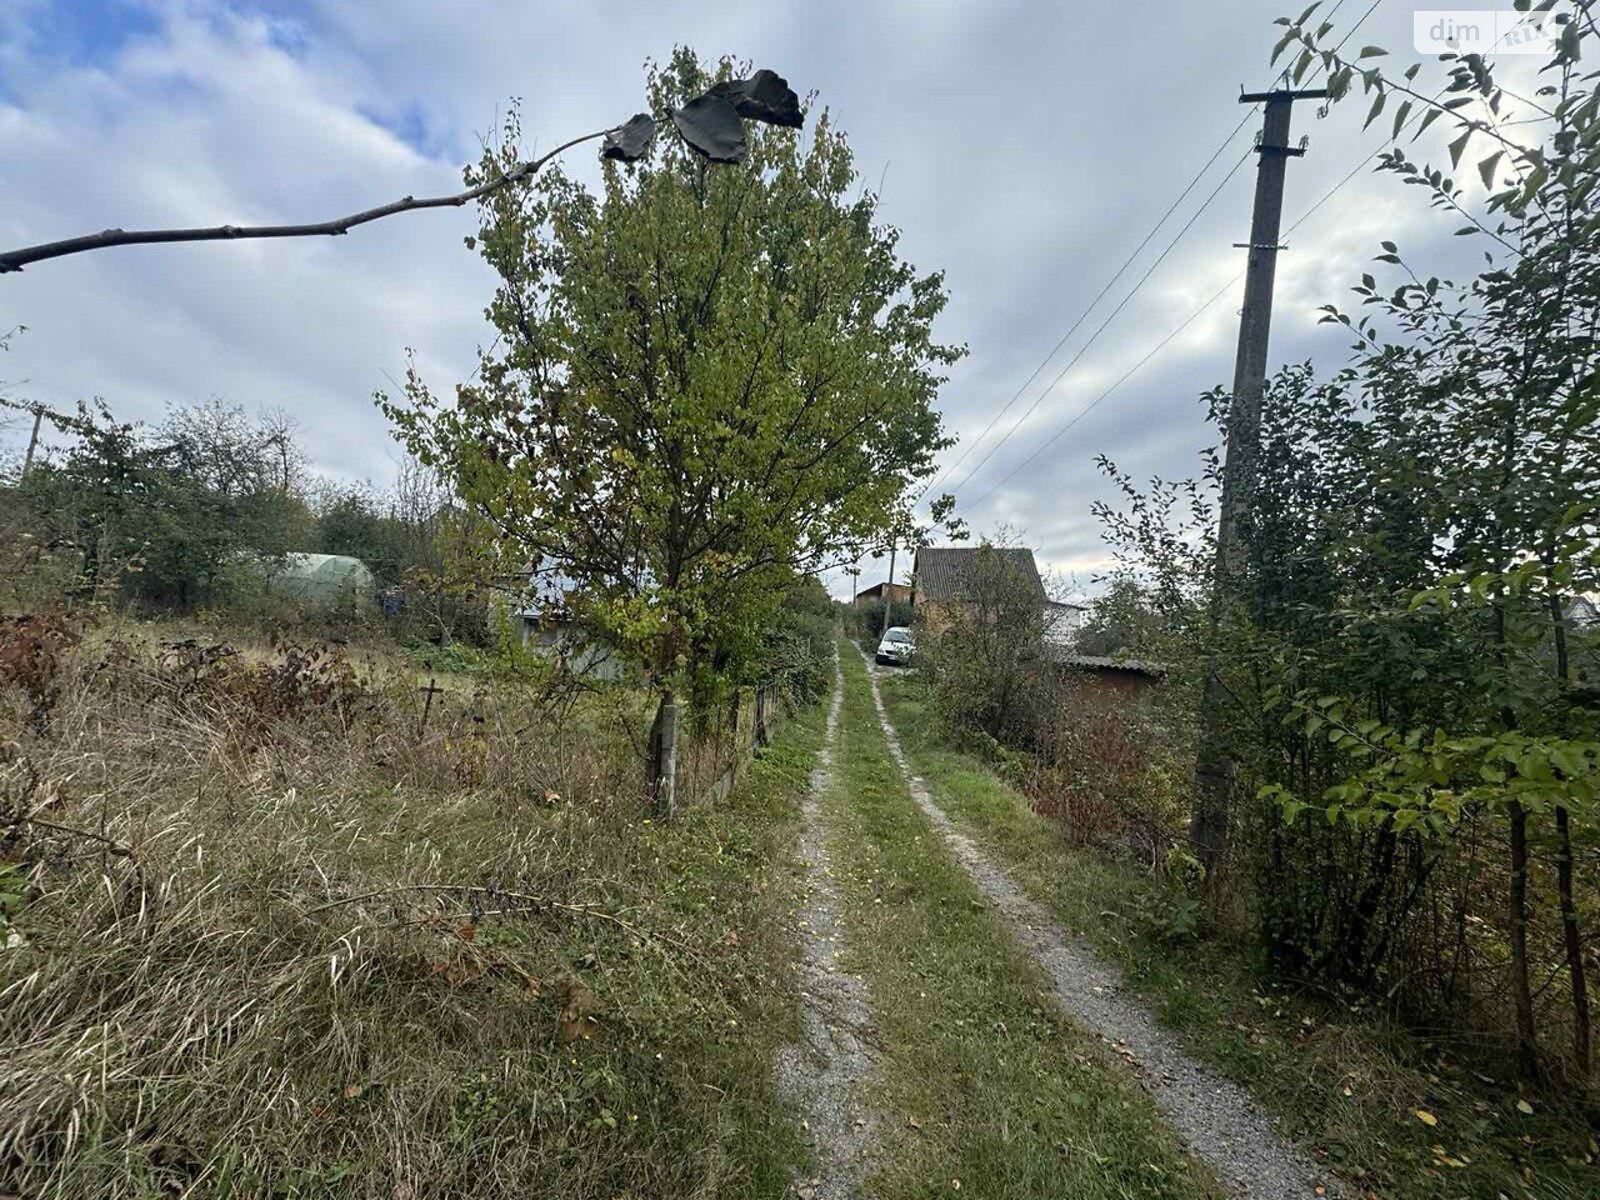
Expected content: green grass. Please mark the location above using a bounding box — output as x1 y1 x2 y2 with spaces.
820 646 1225 1199
874 669 1600 1200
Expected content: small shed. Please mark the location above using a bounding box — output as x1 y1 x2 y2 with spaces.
1047 649 1167 702
517 614 626 681
497 562 627 682
855 580 913 608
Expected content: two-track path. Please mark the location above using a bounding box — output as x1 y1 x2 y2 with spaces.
772 645 1338 1198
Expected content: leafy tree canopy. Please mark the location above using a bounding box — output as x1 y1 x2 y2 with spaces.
386 49 963 688
1095 8 1600 1080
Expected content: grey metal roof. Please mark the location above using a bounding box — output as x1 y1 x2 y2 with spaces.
912 546 1046 604
1044 645 1169 677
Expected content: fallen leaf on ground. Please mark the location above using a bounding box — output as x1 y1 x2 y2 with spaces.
557 976 601 1042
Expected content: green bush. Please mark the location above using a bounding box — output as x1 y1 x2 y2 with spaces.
759 576 837 706
919 543 1054 749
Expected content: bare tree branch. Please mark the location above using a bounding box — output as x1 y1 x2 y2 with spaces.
0 127 617 274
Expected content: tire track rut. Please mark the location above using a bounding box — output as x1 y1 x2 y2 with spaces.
858 651 1339 1200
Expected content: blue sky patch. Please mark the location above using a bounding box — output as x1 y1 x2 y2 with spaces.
23 0 161 68
358 99 457 162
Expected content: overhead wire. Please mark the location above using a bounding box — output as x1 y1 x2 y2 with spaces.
940 142 1257 499
910 2 1376 503
946 0 1388 509
961 9 1536 510
914 106 1266 500
919 0 1371 507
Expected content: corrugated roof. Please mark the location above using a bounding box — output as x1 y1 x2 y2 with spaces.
1044 645 1168 677
912 546 1046 604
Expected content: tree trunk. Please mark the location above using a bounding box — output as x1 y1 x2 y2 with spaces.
1547 591 1591 1081
650 687 679 818
1189 670 1235 874
1508 798 1539 1080
1343 820 1398 985
1555 805 1591 1081
726 687 743 776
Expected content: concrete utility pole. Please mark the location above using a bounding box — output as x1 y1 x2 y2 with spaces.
1189 87 1325 872
21 403 44 479
880 542 898 640
2 397 74 481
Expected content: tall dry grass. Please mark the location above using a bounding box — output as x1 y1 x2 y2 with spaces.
0 618 810 1198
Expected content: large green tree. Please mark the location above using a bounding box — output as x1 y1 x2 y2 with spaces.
1096 6 1600 1085
387 51 961 811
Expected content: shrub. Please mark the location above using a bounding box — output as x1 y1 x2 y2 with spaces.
0 611 80 733
1025 682 1191 873
919 542 1055 749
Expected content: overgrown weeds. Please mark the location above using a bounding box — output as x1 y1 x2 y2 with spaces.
0 610 80 732
1026 682 1194 875
0 617 819 1198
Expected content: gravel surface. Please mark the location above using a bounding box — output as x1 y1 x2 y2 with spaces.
775 658 880 1200
859 653 1340 1200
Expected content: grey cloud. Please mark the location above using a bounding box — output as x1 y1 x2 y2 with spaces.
0 1 1522 597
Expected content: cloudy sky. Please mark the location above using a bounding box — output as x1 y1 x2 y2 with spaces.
0 0 1534 597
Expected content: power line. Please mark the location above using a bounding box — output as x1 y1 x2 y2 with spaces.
919 0 1374 508
962 93 1434 508
943 143 1256 499
946 0 1386 508
917 110 1261 500
962 277 1239 511
964 163 1393 509
963 0 1558 515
